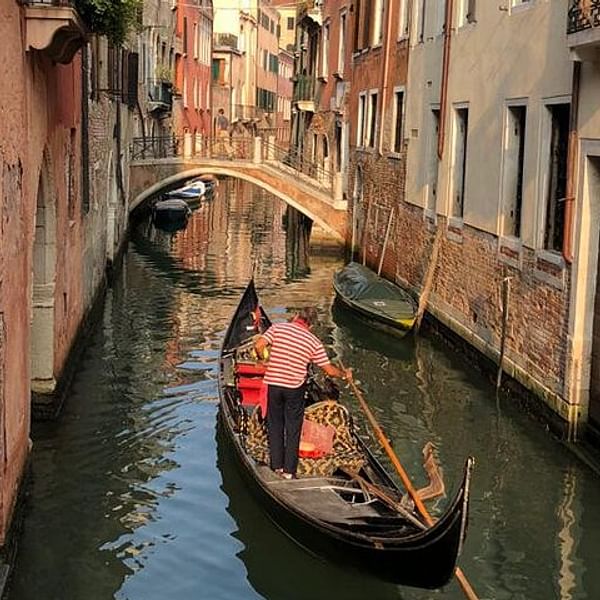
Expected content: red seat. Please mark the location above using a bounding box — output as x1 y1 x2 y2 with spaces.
237 376 265 407
235 363 267 376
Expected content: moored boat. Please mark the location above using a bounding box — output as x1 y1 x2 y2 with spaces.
163 178 206 202
218 280 474 589
151 198 191 232
333 262 418 336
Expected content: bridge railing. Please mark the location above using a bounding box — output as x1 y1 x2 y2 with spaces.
261 138 334 193
130 135 335 196
130 135 254 161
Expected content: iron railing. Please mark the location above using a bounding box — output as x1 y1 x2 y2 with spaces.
21 0 74 5
130 136 254 161
131 136 181 161
147 79 173 109
130 136 330 193
262 139 333 191
568 0 600 34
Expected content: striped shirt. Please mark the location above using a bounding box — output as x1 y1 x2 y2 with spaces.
261 321 330 388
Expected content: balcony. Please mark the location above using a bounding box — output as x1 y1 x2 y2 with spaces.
293 75 321 112
23 0 87 64
567 0 600 61
147 80 173 114
214 33 239 50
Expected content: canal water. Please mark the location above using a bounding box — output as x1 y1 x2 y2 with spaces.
9 180 600 600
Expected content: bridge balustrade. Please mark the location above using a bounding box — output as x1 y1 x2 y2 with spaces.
130 135 254 161
130 135 335 197
261 139 334 193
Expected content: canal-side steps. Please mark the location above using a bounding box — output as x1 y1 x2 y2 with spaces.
128 135 347 242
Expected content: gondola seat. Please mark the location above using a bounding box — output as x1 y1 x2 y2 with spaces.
235 362 267 408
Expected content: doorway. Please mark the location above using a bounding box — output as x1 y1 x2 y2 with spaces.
30 160 56 390
588 156 600 429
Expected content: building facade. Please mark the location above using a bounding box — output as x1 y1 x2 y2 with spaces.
288 1 600 438
174 0 213 138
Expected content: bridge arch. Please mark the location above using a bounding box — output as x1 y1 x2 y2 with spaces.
129 165 345 242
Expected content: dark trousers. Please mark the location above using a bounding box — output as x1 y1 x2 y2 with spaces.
267 384 305 475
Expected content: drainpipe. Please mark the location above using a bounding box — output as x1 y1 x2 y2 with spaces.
377 0 395 156
437 0 454 159
562 60 581 264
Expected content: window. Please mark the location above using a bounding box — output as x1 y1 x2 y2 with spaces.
501 105 527 237
338 11 347 75
287 17 294 30
357 92 367 146
322 23 330 78
372 0 384 45
366 91 378 148
435 0 446 36
353 0 362 51
212 58 225 84
427 109 441 212
398 0 410 39
415 0 426 42
392 89 404 153
457 0 476 26
183 17 188 55
451 107 469 218
193 23 198 59
183 70 188 108
544 104 570 251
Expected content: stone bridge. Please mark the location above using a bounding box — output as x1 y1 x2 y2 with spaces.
128 136 348 243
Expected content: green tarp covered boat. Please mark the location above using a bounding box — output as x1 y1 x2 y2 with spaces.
333 262 418 336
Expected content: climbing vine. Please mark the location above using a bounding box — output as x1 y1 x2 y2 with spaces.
75 0 143 44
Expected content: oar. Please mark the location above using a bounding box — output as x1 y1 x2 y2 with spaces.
340 361 480 600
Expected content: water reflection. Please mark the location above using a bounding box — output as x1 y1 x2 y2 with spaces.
216 418 403 600
9 179 600 600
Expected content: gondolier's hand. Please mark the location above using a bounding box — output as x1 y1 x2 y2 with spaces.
322 363 352 383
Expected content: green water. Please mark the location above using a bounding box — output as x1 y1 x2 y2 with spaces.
9 180 600 599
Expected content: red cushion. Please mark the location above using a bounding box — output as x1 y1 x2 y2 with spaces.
237 377 263 390
235 363 267 376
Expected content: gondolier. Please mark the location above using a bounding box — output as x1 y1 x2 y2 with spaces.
218 281 474 588
254 307 351 479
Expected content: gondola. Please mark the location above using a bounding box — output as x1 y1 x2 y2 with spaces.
333 262 418 337
218 280 474 589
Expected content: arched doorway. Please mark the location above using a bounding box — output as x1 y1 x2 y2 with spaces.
30 157 56 391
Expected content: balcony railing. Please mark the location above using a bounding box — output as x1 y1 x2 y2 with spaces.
214 33 238 49
22 0 74 5
293 75 322 108
147 79 173 112
568 0 600 34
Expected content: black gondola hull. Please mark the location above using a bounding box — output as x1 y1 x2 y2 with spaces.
218 281 473 589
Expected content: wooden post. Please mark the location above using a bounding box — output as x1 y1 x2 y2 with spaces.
415 227 443 332
496 276 511 391
377 207 395 276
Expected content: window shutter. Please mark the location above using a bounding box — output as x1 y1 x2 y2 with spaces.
121 49 129 103
127 52 139 109
467 0 476 23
